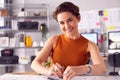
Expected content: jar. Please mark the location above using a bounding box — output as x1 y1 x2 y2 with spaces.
25 36 32 47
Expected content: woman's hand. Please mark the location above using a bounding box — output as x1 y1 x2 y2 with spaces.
48 63 65 78
63 65 86 80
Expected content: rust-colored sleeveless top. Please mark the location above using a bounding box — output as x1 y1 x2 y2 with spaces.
51 34 89 68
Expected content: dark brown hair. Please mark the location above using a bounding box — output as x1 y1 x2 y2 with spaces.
53 2 80 21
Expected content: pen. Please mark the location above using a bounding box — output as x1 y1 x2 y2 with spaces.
38 74 60 80
47 77 59 80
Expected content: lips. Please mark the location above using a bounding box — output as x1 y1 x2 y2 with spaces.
66 27 73 33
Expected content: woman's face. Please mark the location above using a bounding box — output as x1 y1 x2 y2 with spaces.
57 12 80 35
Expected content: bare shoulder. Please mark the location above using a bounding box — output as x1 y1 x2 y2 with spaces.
88 41 98 48
44 35 59 46
47 35 58 42
48 35 58 41
87 41 99 52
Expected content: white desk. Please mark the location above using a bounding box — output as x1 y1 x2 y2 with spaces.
0 74 120 80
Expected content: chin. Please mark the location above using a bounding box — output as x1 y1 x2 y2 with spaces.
66 32 74 35
65 30 75 35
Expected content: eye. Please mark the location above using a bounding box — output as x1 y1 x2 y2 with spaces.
68 18 73 22
59 21 64 25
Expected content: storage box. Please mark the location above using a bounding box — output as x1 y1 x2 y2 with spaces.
0 9 8 16
0 37 9 47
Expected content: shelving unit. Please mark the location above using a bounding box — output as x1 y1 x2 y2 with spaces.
0 2 49 73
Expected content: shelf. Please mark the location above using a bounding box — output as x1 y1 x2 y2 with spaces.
0 64 30 67
0 46 43 49
0 2 49 73
0 29 16 31
2 3 48 8
11 16 47 19
1 16 47 19
0 29 41 32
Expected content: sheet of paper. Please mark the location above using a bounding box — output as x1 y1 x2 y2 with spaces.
0 74 120 80
105 8 120 26
78 10 99 30
0 74 62 80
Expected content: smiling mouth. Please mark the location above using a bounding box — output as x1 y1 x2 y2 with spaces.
66 27 73 32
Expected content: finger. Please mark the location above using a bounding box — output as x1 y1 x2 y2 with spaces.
48 65 60 77
63 70 70 80
63 66 71 75
52 70 60 77
67 72 75 80
48 67 55 75
56 63 64 69
50 68 60 77
53 64 63 78
54 65 63 77
63 71 71 80
55 63 65 77
63 68 75 80
55 63 61 68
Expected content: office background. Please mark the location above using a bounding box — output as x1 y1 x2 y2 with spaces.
0 0 120 75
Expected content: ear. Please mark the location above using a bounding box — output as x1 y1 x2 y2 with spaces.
77 15 81 22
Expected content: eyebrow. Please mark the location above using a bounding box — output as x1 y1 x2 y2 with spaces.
58 17 73 23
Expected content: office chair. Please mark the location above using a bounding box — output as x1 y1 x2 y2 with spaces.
108 52 120 75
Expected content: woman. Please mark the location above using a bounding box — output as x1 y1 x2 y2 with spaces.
31 2 106 80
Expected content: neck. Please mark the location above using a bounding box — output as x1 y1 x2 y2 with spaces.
66 33 80 40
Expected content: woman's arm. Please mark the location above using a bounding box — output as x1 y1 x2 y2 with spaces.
31 35 57 75
88 41 106 75
63 41 106 80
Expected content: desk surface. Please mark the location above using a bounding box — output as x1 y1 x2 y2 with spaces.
0 74 120 80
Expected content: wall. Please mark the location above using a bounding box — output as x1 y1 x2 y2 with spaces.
25 0 120 54
25 0 120 35
1 0 120 74
25 0 120 75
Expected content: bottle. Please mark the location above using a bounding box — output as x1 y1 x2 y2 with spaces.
17 8 25 16
25 36 32 47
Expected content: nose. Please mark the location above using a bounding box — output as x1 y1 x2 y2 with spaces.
64 22 70 29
